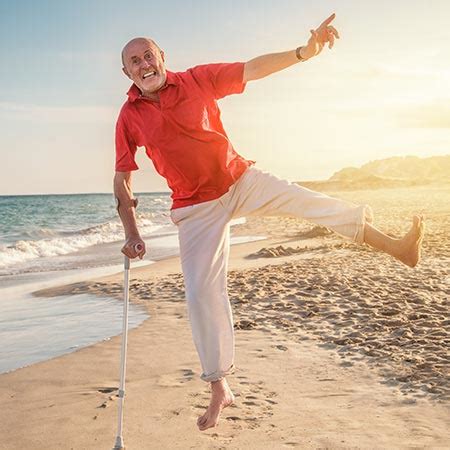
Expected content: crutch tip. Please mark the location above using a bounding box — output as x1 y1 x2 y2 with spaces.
113 435 125 449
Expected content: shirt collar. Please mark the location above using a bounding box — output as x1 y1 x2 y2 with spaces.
127 70 177 102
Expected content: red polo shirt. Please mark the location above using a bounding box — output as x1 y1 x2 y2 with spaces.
115 62 255 209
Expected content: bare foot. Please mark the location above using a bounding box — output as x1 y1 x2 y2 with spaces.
197 378 235 431
394 215 425 268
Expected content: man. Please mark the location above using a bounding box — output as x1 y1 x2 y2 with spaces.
114 13 424 431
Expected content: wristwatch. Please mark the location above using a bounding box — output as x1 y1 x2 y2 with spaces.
295 46 307 62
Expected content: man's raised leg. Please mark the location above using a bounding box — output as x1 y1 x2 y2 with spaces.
223 167 425 268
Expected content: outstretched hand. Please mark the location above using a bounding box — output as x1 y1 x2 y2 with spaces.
301 13 340 60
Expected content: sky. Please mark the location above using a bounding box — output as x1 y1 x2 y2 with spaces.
1 0 449 195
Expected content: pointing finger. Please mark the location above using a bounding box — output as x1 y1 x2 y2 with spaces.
319 13 336 29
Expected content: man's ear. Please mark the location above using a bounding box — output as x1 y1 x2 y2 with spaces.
122 66 131 78
160 50 165 62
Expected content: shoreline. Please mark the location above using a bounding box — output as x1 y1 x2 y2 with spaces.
0 231 264 376
1 224 449 448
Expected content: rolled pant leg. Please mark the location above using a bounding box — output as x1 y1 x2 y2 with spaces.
170 199 234 382
223 166 373 243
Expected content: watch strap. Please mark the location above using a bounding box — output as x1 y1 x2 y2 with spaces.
295 46 307 62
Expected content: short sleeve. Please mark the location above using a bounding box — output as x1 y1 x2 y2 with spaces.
115 112 139 172
188 62 247 100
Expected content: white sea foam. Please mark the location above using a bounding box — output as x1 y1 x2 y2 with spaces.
0 214 163 268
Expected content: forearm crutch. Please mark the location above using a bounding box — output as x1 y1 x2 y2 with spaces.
113 244 143 450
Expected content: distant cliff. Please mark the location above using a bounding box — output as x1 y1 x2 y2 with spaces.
298 155 450 191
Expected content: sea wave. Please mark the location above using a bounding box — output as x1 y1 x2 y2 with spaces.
0 214 163 268
22 228 59 239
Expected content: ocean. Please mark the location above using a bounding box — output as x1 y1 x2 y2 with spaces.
0 192 173 278
0 192 262 373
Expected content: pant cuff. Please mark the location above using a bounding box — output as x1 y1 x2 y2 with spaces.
200 364 235 382
354 204 374 244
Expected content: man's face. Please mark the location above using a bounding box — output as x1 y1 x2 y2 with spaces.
122 38 166 94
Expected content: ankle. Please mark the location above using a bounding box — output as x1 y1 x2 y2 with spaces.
211 378 228 392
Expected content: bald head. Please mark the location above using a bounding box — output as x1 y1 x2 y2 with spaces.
120 37 167 96
121 37 161 68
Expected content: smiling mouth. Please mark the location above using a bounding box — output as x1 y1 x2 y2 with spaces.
143 71 157 79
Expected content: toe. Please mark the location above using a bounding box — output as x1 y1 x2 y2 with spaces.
197 414 207 426
199 418 217 431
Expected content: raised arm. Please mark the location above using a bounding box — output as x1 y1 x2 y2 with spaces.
243 13 339 83
113 171 146 259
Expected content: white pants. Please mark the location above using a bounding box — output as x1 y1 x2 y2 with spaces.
170 166 373 382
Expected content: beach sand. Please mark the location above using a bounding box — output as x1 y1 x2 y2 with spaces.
1 186 449 449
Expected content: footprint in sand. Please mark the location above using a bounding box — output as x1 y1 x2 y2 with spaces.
97 387 116 394
92 386 120 410
180 368 195 381
274 344 288 351
157 368 195 387
223 377 278 430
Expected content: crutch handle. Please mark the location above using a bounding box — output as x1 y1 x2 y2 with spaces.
124 243 144 269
